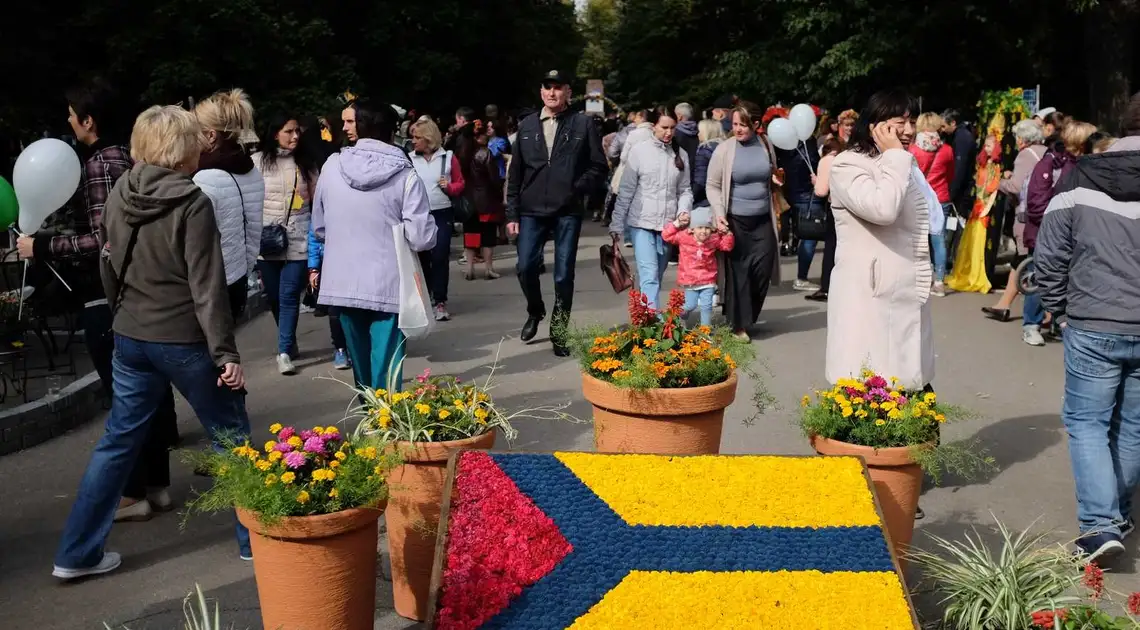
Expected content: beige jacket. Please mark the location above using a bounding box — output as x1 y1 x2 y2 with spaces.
252 152 312 261
826 148 934 389
705 136 782 285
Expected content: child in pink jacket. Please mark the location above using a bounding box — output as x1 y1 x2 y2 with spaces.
662 207 735 325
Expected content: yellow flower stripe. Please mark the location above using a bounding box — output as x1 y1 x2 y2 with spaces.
569 570 913 629
555 453 880 528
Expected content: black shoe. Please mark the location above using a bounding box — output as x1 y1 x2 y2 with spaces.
552 343 571 357
521 316 543 343
981 307 1012 323
915 506 925 520
1074 532 1125 563
805 290 828 302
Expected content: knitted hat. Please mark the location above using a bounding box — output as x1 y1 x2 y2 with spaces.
689 207 713 229
1126 91 1140 136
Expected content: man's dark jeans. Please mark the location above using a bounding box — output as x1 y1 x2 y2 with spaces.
516 214 582 336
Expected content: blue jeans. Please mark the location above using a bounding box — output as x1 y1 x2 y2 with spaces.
629 227 669 310
339 308 405 391
1022 258 1045 326
516 214 583 325
258 259 306 355
684 286 716 326
417 208 453 305
930 231 947 283
1062 326 1140 536
797 239 817 281
55 336 252 569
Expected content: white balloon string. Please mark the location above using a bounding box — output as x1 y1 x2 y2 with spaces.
17 260 27 321
797 142 817 177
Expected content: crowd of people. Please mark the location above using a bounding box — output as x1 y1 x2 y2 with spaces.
21 66 1140 579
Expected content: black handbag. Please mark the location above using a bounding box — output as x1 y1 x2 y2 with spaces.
795 196 828 241
439 151 473 222
260 171 295 256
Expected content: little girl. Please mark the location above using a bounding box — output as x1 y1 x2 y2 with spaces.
662 207 735 325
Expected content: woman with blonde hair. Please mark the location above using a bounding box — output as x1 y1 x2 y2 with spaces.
706 101 784 340
53 105 251 579
194 89 264 318
692 118 728 208
909 112 955 296
409 117 465 321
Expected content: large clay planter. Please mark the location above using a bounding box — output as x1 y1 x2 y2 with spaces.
386 432 496 620
582 372 737 455
237 506 384 630
810 436 924 565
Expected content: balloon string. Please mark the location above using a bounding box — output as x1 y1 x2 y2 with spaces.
797 141 817 177
17 260 27 321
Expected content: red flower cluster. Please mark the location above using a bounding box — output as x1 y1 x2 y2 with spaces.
628 289 656 327
762 106 789 126
436 452 572 630
1030 609 1067 629
1082 562 1105 600
1128 591 1140 616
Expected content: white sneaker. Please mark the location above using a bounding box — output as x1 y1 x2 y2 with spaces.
434 303 450 322
1023 325 1046 347
793 279 820 292
147 488 173 512
114 499 153 522
931 282 946 297
53 551 121 580
299 304 315 314
277 353 297 375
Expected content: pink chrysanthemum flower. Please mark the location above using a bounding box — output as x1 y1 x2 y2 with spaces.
303 436 326 454
283 451 307 469
277 427 295 441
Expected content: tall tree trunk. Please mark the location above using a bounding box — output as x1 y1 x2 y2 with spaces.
1085 0 1138 132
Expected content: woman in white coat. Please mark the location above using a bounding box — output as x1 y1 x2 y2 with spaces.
253 114 318 375
826 89 935 390
609 109 692 309
193 89 264 319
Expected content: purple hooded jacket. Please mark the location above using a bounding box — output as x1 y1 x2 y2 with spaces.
312 139 436 313
1024 147 1076 250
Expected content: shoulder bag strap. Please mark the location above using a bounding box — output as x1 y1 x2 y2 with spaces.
112 226 142 316
228 173 247 231
283 169 297 226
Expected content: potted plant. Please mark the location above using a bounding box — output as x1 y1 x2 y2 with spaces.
567 289 758 455
351 357 571 622
186 424 396 630
799 369 993 558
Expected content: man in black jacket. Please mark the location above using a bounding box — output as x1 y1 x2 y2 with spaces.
942 109 976 268
507 70 607 356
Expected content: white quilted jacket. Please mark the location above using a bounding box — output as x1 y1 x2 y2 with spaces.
252 152 312 261
193 168 266 285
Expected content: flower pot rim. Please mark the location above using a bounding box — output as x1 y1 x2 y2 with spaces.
809 435 930 467
581 371 738 417
236 504 384 540
388 431 496 463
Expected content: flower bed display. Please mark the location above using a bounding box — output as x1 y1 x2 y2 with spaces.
429 451 918 629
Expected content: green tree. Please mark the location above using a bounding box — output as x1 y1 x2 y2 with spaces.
577 0 620 82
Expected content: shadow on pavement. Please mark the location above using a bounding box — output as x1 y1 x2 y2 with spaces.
939 414 1066 489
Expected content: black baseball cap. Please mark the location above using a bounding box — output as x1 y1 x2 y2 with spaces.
712 94 736 110
541 70 571 86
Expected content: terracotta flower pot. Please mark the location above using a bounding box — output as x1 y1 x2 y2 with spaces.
386 431 496 621
581 372 737 455
810 436 925 562
237 506 384 630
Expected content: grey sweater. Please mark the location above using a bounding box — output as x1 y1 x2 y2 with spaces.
729 136 771 216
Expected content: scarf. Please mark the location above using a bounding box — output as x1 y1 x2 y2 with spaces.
914 131 942 153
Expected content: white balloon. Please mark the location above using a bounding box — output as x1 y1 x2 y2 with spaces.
767 118 800 151
789 103 818 142
13 139 82 235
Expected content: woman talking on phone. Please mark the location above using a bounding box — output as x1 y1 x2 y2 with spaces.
826 89 935 392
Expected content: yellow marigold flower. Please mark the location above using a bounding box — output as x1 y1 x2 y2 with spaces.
870 402 880 409
268 450 283 462
358 446 378 460
311 469 326 481
374 465 385 475
296 490 310 505
935 413 946 423
800 395 811 407
265 474 277 486
415 403 430 415
841 406 853 418
923 392 937 404
631 346 644 355
269 423 283 434
378 412 391 429
329 460 340 468
880 401 896 412
335 451 347 461
328 488 338 498
474 408 489 421
264 440 277 453
280 472 296 485
888 409 902 420
888 391 901 400
856 410 869 419
875 419 887 426
255 459 272 471
287 436 303 448
643 338 657 347
313 426 325 435
890 376 899 385
325 426 339 435
324 469 336 481
438 409 451 420
477 392 489 402
453 399 466 409
374 388 387 397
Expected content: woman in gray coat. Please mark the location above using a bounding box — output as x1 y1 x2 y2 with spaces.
609 109 693 309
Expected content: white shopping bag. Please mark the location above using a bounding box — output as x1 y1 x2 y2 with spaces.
392 223 435 340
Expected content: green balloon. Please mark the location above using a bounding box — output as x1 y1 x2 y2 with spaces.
0 177 17 229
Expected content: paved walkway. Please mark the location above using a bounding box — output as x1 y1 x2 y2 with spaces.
0 223 1135 629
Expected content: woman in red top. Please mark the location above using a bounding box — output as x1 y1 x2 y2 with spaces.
462 121 504 280
909 112 955 296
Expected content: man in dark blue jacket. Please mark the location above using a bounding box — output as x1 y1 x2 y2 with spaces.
506 70 607 356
